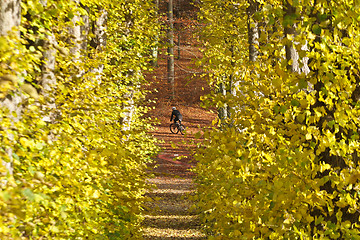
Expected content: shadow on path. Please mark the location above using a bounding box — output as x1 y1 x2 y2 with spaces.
142 152 206 240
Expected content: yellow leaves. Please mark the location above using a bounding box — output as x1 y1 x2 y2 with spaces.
0 76 39 100
0 74 17 84
195 1 360 239
20 83 39 99
272 76 282 90
262 152 273 163
319 162 331 173
0 75 18 98
334 109 348 127
0 0 160 237
19 137 33 149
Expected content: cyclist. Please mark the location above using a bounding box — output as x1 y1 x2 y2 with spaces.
170 107 182 124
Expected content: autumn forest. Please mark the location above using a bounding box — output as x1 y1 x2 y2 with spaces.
1 0 360 239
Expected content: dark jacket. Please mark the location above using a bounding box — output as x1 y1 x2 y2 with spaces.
171 110 182 122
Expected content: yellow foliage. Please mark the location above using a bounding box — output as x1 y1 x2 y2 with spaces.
194 0 360 239
0 0 160 238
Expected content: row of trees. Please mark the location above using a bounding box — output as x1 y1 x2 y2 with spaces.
194 0 360 239
160 0 199 99
0 0 159 238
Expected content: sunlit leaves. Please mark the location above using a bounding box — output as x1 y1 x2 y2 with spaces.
0 0 160 238
194 0 360 239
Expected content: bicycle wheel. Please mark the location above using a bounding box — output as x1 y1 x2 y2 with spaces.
178 124 185 135
170 123 179 134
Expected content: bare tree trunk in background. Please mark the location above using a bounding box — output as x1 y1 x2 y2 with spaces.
41 34 57 94
0 0 22 117
284 1 300 73
120 9 138 131
177 23 181 60
39 0 57 125
40 33 58 125
167 0 175 99
69 9 82 56
93 10 107 51
218 81 228 121
176 0 181 60
247 0 259 63
69 1 89 70
121 81 137 132
91 9 107 82
0 0 22 176
218 45 236 128
151 0 159 66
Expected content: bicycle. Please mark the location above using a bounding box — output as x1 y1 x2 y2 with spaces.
170 121 185 135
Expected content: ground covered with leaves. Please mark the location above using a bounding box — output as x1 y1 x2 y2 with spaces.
141 42 216 239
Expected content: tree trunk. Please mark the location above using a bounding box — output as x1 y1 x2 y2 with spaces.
121 82 137 132
0 0 21 35
151 0 159 66
176 0 181 60
0 0 21 176
167 0 175 99
284 1 300 73
69 1 89 61
91 9 107 83
218 81 227 121
40 33 58 124
39 0 56 96
247 0 259 63
93 9 107 52
177 23 181 60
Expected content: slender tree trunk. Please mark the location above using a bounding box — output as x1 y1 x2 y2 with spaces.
167 0 175 99
121 82 137 132
120 9 138 131
247 0 259 63
176 0 181 60
177 23 181 60
91 9 107 82
68 1 90 84
151 0 159 66
40 0 57 97
0 0 21 176
40 33 58 124
41 35 57 94
93 9 107 51
284 1 299 73
218 81 227 121
69 1 89 61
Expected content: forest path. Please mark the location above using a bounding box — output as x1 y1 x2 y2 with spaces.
141 123 207 239
141 45 216 239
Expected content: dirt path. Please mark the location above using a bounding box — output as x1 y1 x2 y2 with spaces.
142 109 213 239
142 154 204 239
141 43 216 238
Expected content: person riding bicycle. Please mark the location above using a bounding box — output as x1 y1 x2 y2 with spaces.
170 107 182 124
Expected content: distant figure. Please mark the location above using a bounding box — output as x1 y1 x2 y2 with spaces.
170 107 183 124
